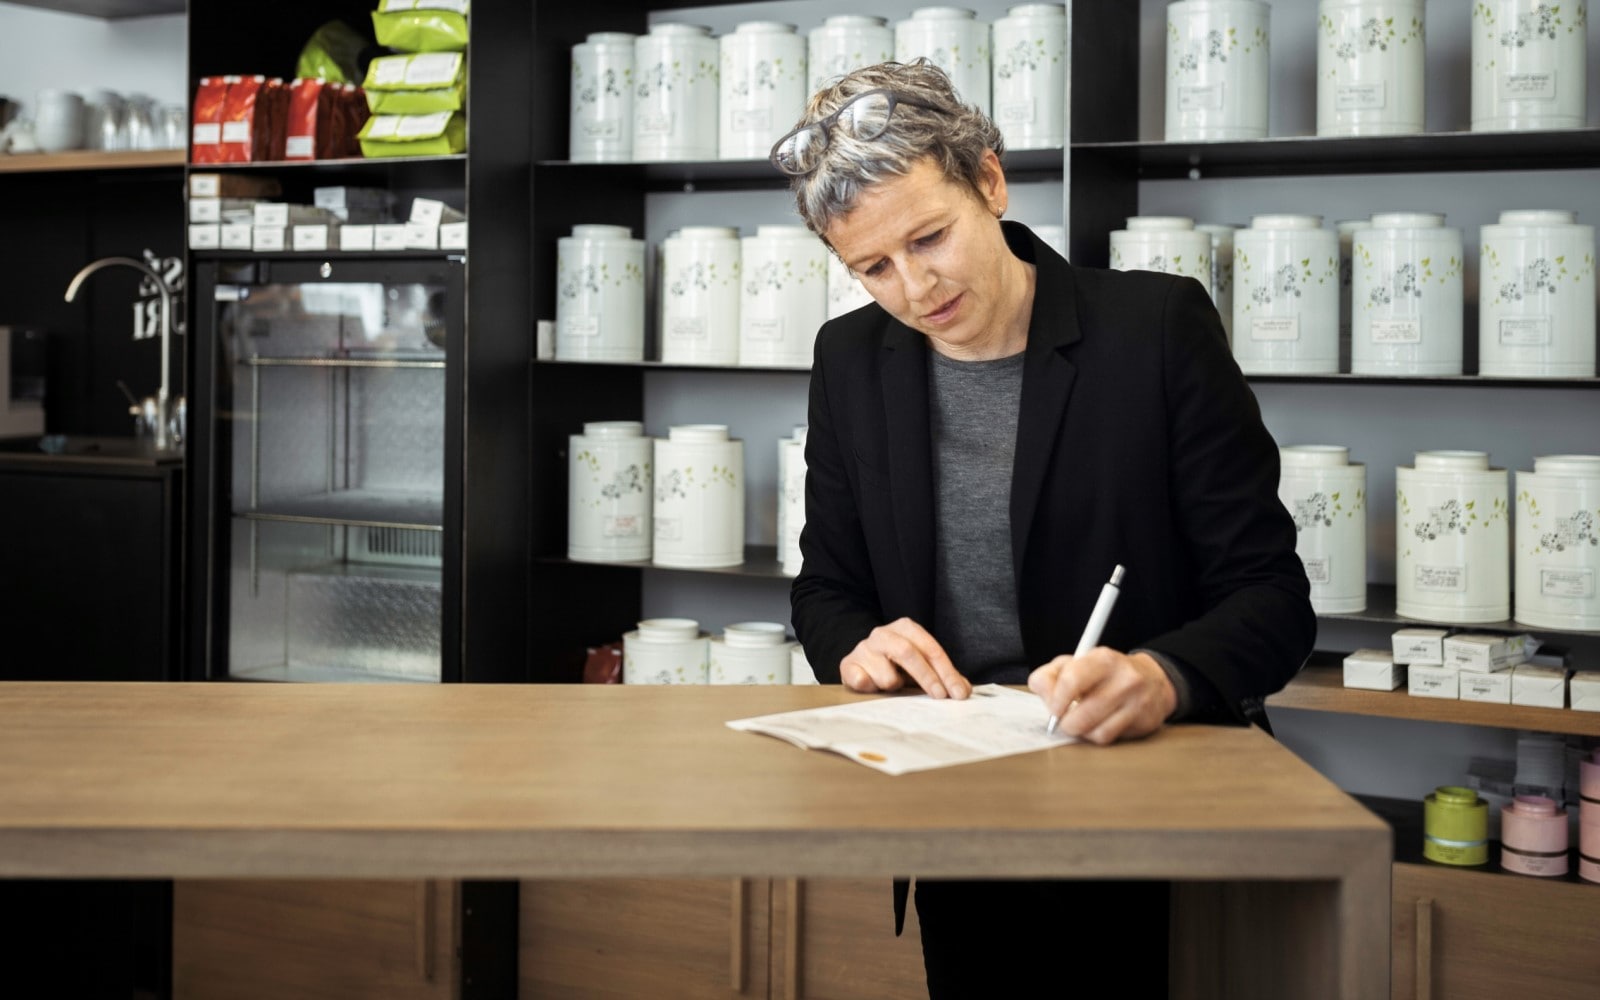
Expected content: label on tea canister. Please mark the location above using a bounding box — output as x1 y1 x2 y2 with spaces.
579 118 622 141
1337 82 1386 111
1541 568 1595 599
1251 316 1300 342
655 516 682 541
998 100 1036 124
637 111 674 136
562 315 601 338
745 318 784 341
667 316 707 341
1499 317 1551 346
604 514 643 539
1501 72 1556 101
1303 555 1331 585
731 108 771 133
1416 565 1466 592
1371 319 1421 344
1178 84 1224 112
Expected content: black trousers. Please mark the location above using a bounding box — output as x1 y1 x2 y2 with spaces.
913 878 1170 998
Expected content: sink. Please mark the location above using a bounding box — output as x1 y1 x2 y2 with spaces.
0 435 180 462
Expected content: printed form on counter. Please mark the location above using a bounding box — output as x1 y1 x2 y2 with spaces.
727 684 1073 776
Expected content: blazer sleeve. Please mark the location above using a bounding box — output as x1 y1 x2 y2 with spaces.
1138 277 1316 720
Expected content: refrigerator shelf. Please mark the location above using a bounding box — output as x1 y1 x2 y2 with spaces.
236 489 443 530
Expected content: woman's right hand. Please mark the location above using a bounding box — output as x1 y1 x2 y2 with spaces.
840 618 971 699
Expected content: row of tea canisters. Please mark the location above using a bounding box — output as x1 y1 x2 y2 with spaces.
1166 0 1589 141
622 618 797 684
569 6 1067 164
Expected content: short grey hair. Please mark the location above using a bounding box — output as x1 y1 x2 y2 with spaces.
786 60 1005 236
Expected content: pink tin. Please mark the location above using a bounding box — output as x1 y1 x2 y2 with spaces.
1501 795 1569 877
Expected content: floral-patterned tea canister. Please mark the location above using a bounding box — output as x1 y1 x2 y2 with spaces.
653 424 745 568
719 22 807 160
633 23 719 161
1196 222 1238 344
1472 0 1588 131
779 425 808 577
1479 210 1596 377
1317 1 1425 136
709 621 795 684
808 16 894 97
1516 455 1600 630
895 7 992 116
1165 0 1271 141
1351 212 1463 375
991 4 1067 150
623 618 708 684
827 253 876 318
1336 219 1369 371
660 226 742 365
556 224 645 361
1233 214 1340 374
570 32 636 162
568 421 653 562
740 225 828 368
1109 216 1213 296
1396 451 1510 624
1279 445 1367 614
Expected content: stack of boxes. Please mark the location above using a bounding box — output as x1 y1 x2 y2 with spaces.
1341 626 1582 709
358 0 469 159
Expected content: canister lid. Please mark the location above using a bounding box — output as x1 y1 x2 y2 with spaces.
1126 216 1195 231
1281 445 1351 467
672 225 739 241
636 618 701 641
1431 786 1481 807
1251 214 1323 230
583 32 637 45
755 224 816 240
669 423 731 443
822 15 889 28
723 621 789 647
734 21 798 35
791 425 809 443
910 7 979 20
647 23 712 38
1005 4 1067 17
1498 209 1578 226
1532 455 1600 477
570 224 633 240
581 420 644 439
1414 450 1489 472
1371 212 1446 229
1506 795 1562 818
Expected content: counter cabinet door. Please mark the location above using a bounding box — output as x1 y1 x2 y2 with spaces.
770 879 927 1000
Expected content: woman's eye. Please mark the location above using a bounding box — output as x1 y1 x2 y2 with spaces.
862 260 888 278
914 228 946 248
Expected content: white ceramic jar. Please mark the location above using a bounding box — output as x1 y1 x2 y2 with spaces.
570 32 635 162
34 89 85 153
779 425 808 577
568 421 653 562
556 224 646 361
1316 1 1426 136
1280 445 1367 614
1109 216 1213 296
1351 212 1464 375
634 23 719 161
808 15 894 96
1479 210 1596 378
740 225 828 367
1196 223 1238 344
660 226 742 365
623 618 709 684
991 4 1067 150
1232 215 1340 374
1471 0 1588 132
1165 0 1271 141
827 254 876 318
1336 219 1368 371
791 644 819 684
895 7 991 115
719 22 807 161
709 622 796 684
1396 451 1510 624
1515 455 1600 630
653 424 745 568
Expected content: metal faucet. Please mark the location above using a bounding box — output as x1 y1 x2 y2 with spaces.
64 256 176 451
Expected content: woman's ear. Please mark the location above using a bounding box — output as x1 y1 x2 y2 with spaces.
979 147 1008 217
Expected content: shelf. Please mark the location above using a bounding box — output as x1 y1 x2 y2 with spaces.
0 149 185 174
192 154 468 172
543 545 789 580
1356 794 1596 885
1074 128 1600 180
1268 653 1600 737
1320 585 1600 640
535 359 809 375
236 490 443 531
240 356 445 370
4 0 182 19
1246 374 1600 389
193 250 463 262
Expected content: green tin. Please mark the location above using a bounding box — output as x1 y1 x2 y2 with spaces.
1423 785 1489 866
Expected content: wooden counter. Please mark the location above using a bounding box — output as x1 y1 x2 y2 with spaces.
0 683 1390 998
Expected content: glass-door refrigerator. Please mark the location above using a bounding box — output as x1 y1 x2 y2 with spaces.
188 257 464 682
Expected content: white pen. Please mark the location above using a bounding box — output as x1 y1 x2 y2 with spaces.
1046 564 1126 735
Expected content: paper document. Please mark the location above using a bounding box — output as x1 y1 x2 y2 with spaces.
726 684 1075 775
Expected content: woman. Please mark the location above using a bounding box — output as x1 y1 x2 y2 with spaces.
779 61 1314 995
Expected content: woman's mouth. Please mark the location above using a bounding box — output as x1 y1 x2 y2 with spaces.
922 293 963 325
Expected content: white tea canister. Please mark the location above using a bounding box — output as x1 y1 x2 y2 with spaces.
1316 1 1426 137
623 618 709 684
1336 219 1368 371
1479 210 1596 378
991 4 1067 150
634 23 719 161
1280 445 1367 614
1165 0 1271 141
568 421 653 562
808 16 895 97
895 7 991 115
1196 223 1238 344
1351 212 1463 375
1232 214 1340 374
827 253 876 318
779 425 808 577
556 224 646 361
741 225 828 367
709 622 795 684
719 22 807 161
34 89 86 153
1109 216 1212 296
791 644 819 684
660 226 742 365
1516 455 1600 630
1471 0 1588 132
570 32 635 162
654 424 745 568
1396 451 1510 624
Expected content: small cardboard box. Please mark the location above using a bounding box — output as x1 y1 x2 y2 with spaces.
189 172 282 199
1343 649 1404 691
252 226 287 252
220 223 253 250
1392 628 1450 665
1445 633 1532 673
1460 670 1513 705
339 225 375 252
1510 665 1567 708
1408 663 1459 699
1570 671 1600 712
409 196 465 227
374 224 409 251
439 220 467 250
403 221 439 249
187 223 220 249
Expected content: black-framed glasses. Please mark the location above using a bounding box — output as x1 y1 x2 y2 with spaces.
769 88 950 176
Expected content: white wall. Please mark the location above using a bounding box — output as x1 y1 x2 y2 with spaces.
0 3 187 117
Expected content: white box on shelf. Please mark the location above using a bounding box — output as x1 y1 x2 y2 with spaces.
1408 663 1459 699
404 222 439 250
1510 665 1567 708
1444 633 1532 673
374 224 410 251
292 224 337 252
1570 671 1600 712
536 319 554 361
1343 649 1404 691
409 197 465 227
439 221 467 250
1391 627 1450 665
340 225 375 252
252 226 287 252
1460 671 1513 705
189 197 258 224
254 203 333 228
220 223 253 250
187 223 220 249
314 186 394 213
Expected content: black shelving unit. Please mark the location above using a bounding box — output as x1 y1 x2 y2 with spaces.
1318 584 1600 640
542 544 788 580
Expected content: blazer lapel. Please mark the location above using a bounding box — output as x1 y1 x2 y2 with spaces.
881 320 936 623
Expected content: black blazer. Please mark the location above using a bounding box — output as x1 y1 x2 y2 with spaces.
790 222 1315 725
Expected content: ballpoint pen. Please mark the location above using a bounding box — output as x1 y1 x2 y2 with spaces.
1046 564 1126 735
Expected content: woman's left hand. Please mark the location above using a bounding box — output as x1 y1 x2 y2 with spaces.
1027 648 1177 745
